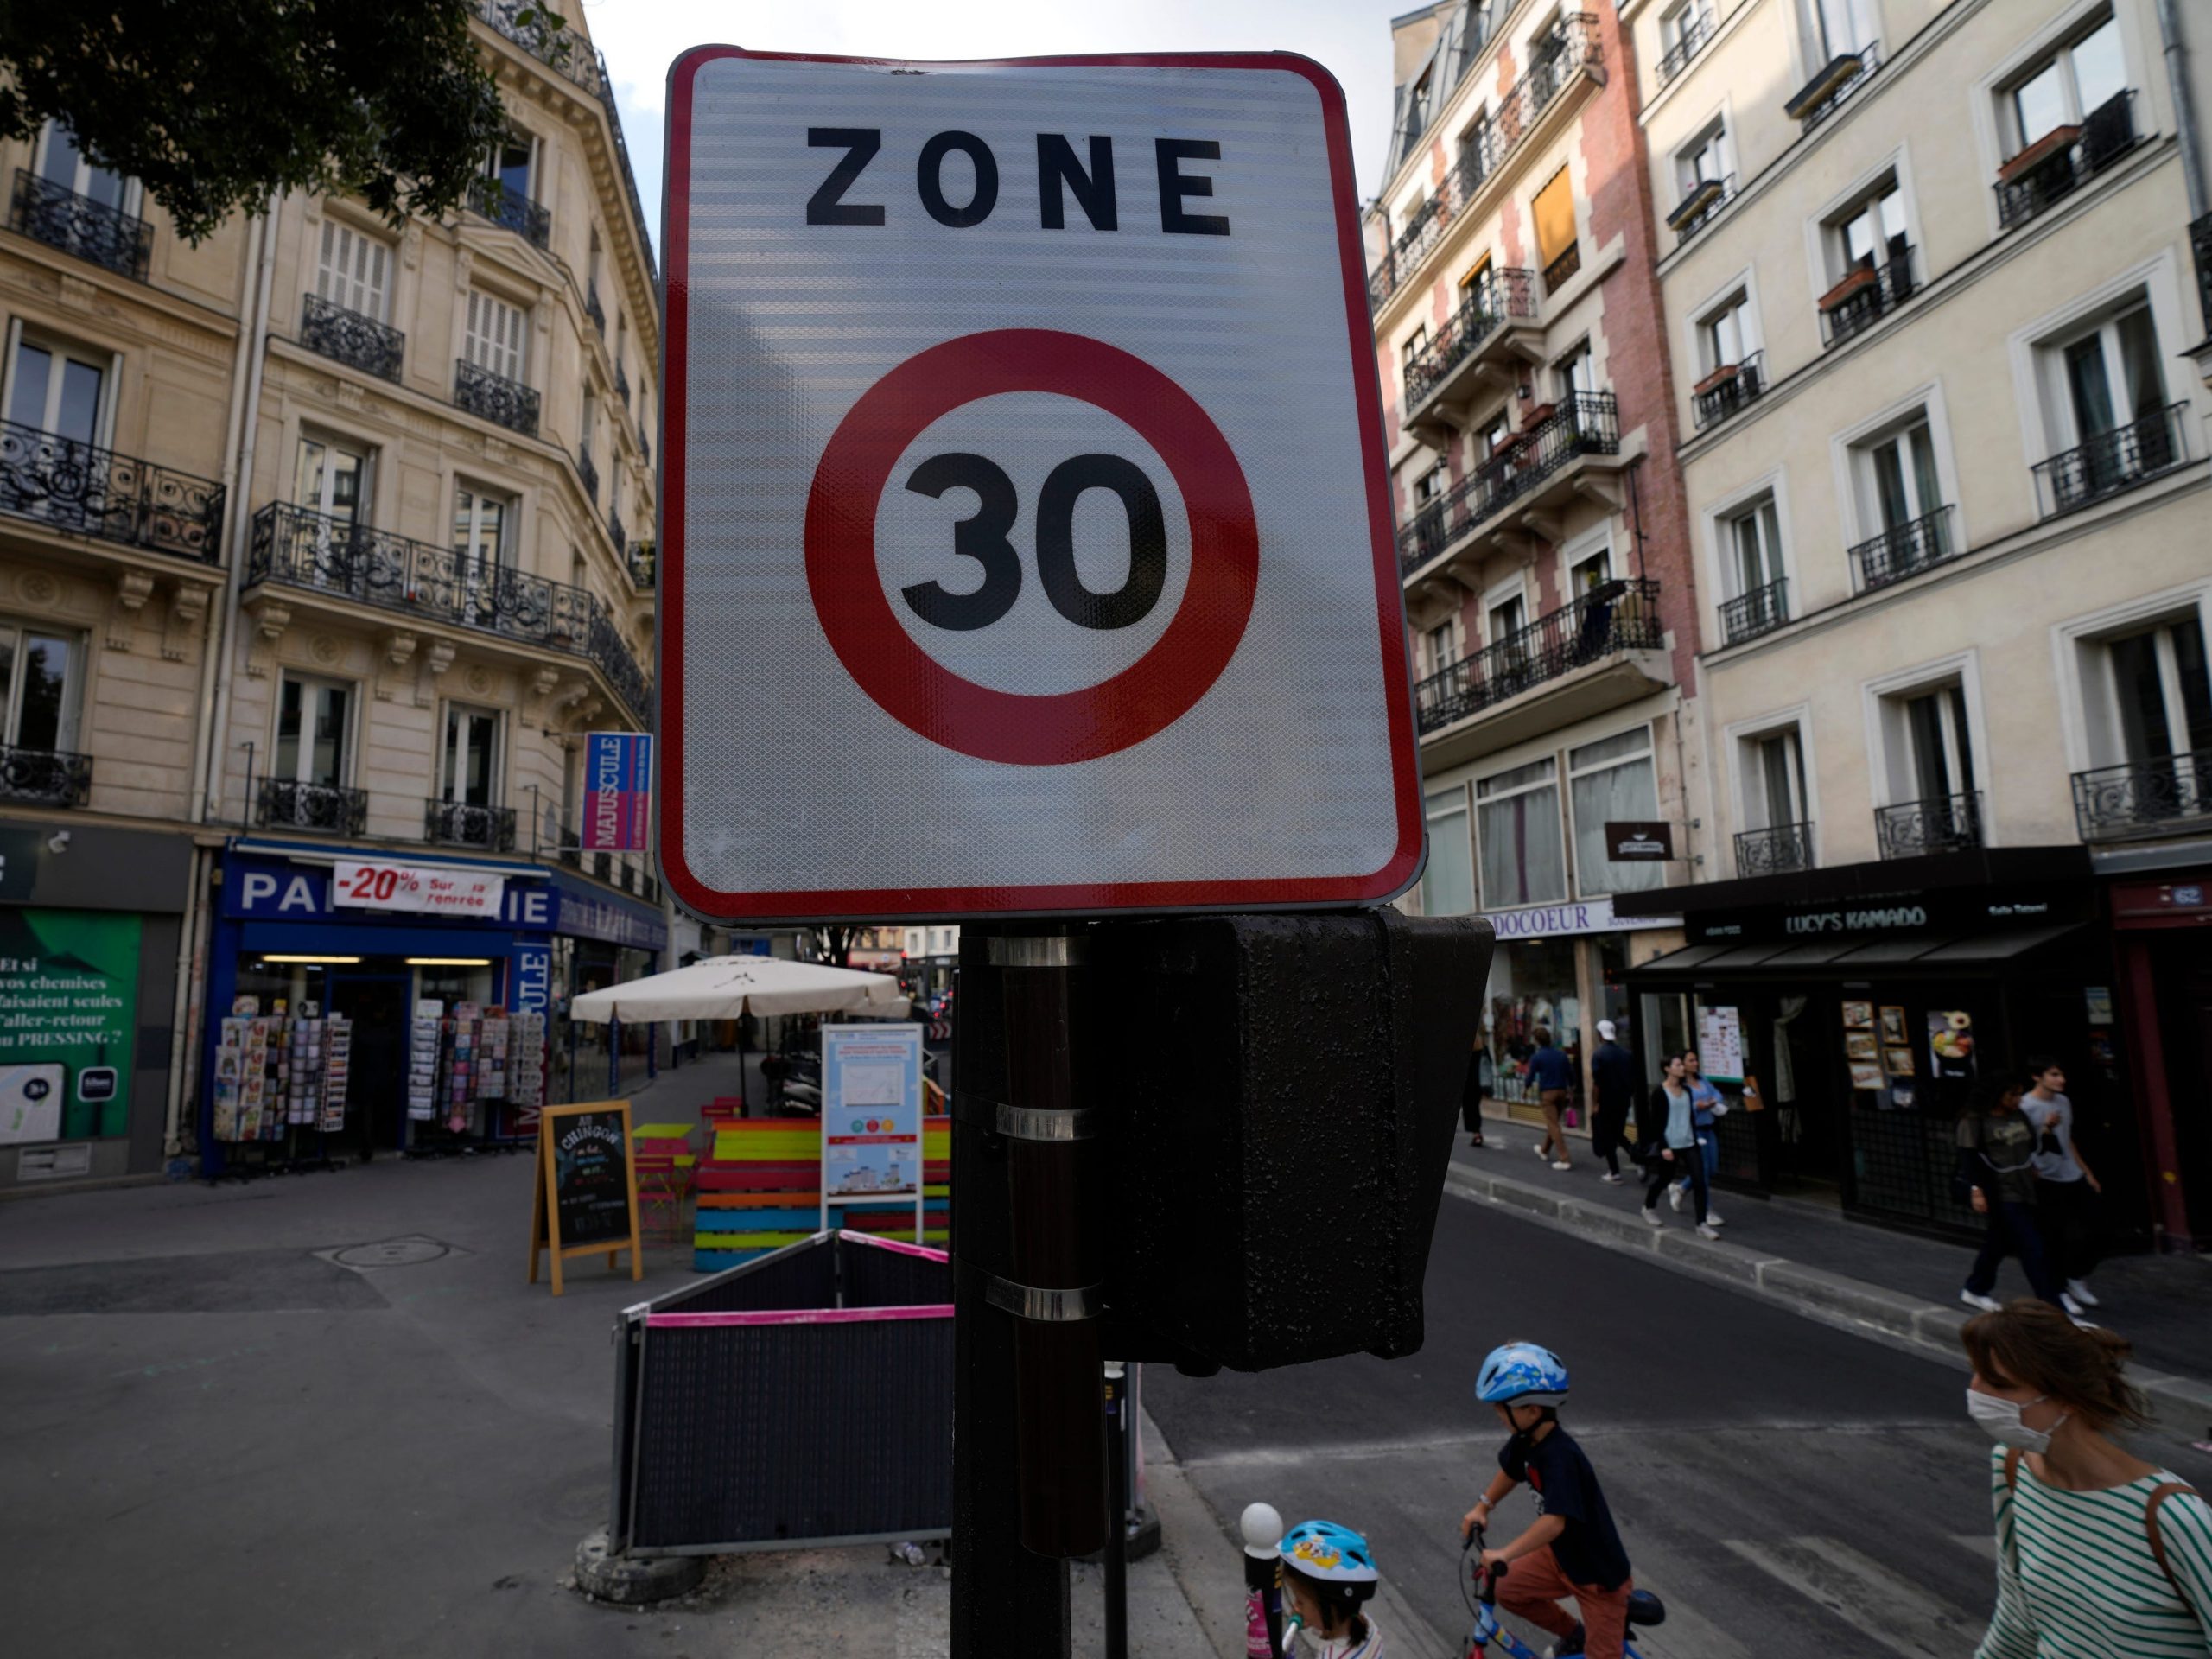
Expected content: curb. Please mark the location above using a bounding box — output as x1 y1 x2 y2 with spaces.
1441 1161 2212 1430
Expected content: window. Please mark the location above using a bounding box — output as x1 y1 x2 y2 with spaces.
1460 110 1495 187
441 706 501 807
35 120 130 211
1568 729 1664 897
2055 301 2165 448
1659 3 1713 80
1818 176 1914 349
0 622 81 754
2102 617 2212 770
1726 497 1784 597
1402 325 1430 380
1893 683 1976 804
294 434 371 526
315 221 391 322
1411 461 1446 511
1487 588 1527 645
464 290 528 384
452 484 514 569
274 675 352 788
1403 70 1433 149
1425 620 1459 677
6 333 108 445
1676 122 1728 200
1554 340 1595 401
1567 536 1613 594
1861 419 1942 535
2007 13 2126 152
1699 292 1755 374
1477 759 1566 908
484 129 537 203
1746 728 1808 830
1532 168 1578 289
1421 785 1477 916
1478 410 1512 460
1805 0 1873 60
2037 298 2177 509
587 228 602 297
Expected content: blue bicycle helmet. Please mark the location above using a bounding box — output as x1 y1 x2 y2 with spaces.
1279 1520 1380 1585
1476 1341 1570 1408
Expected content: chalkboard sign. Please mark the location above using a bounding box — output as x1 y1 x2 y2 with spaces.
530 1099 642 1295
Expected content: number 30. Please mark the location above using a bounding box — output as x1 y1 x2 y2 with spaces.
900 452 1168 632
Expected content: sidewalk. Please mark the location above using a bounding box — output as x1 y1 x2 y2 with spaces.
1452 1103 2212 1425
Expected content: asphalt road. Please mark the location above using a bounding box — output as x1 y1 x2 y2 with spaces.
1143 1192 2212 1659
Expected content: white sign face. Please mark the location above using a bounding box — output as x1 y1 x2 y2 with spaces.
331 861 505 918
662 49 1420 922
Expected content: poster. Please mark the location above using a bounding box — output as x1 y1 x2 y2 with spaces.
1884 1046 1916 1077
1844 1032 1878 1061
1695 1005 1744 1084
820 1024 924 1203
1879 1006 1910 1045
0 909 138 1142
1928 1010 1975 1081
1841 1001 1873 1029
1848 1060 1884 1091
582 732 652 852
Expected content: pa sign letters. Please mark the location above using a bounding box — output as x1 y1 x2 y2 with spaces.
663 50 1420 921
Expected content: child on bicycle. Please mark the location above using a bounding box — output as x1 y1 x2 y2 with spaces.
1460 1343 1633 1659
1277 1519 1388 1657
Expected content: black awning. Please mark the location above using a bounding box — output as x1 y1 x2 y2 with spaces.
1630 925 2088 980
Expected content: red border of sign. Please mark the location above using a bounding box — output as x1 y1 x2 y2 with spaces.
659 47 1422 922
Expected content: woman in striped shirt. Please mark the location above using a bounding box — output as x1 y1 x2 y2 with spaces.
1965 1300 2212 1656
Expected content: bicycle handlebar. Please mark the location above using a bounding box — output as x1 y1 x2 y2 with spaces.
1461 1523 1504 1604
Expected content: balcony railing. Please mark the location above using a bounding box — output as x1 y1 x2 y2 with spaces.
1691 353 1764 432
615 364 631 408
1719 576 1789 645
1735 822 1815 877
1367 13 1602 311
257 779 368 836
607 508 626 558
627 541 656 589
1876 791 1983 859
247 502 650 721
1820 251 1916 347
2031 404 2190 518
1656 6 1716 87
425 798 517 851
1413 579 1663 736
454 359 541 439
300 294 404 383
1670 173 1735 245
1849 505 1957 592
9 170 152 282
2071 750 2212 842
0 420 226 564
585 281 605 336
0 744 92 807
576 443 598 504
1401 270 1538 406
466 175 551 249
1396 392 1621 573
639 419 651 468
1995 92 2139 230
1541 242 1582 295
1786 40 1882 130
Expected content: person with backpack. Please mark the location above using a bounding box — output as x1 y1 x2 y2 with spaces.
2017 1056 2103 1319
1588 1020 1637 1185
1957 1077 2066 1316
1964 1299 2212 1656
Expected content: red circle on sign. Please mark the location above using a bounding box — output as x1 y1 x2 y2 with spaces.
805 330 1260 766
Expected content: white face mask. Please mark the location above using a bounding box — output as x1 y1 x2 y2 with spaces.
1967 1387 2068 1454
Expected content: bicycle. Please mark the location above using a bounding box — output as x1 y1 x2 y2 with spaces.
1458 1525 1665 1659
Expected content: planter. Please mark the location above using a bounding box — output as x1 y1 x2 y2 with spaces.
1785 51 1866 119
1693 363 1742 396
1818 264 1879 313
1998 124 2080 185
1521 402 1558 428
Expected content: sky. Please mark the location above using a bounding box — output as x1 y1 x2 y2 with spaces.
577 0 1418 256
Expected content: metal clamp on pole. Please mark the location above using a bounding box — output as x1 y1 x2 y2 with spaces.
979 1268 1104 1323
953 1089 1104 1142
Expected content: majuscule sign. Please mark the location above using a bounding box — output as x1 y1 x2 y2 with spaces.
529 1099 642 1295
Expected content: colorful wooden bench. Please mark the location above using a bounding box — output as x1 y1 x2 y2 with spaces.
691 1115 950 1270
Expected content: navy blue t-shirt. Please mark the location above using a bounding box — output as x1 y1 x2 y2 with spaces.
1499 1425 1630 1590
1528 1046 1574 1091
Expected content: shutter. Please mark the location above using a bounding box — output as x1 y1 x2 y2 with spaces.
317 223 390 321
1532 168 1576 266
466 292 527 382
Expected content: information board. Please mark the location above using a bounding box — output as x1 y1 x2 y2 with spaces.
819 1024 925 1241
530 1099 643 1295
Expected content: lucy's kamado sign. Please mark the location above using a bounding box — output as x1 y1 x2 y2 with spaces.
662 50 1420 921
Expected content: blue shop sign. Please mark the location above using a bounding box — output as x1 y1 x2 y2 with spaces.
553 872 667 952
221 854 556 931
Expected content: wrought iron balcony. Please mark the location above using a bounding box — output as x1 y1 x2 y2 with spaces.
2071 749 2212 842
607 507 626 557
454 359 541 439
2032 404 2190 518
1367 13 1602 312
1735 822 1814 877
1876 791 1983 859
257 779 367 836
1669 173 1735 245
425 798 517 851
615 364 631 408
10 170 152 281
576 443 599 504
0 419 226 563
1656 6 1716 87
1995 92 2139 230
1396 393 1621 573
299 293 404 383
1786 40 1882 130
627 541 656 589
1412 578 1662 735
585 281 605 336
0 743 92 807
1541 242 1582 296
1719 577 1789 645
1820 251 1916 347
1850 505 1957 592
466 175 551 249
1401 270 1538 407
247 502 650 721
1691 353 1764 431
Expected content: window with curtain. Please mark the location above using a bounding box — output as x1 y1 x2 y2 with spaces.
1477 758 1566 908
1531 168 1577 272
464 290 528 383
1421 785 1477 916
1569 728 1663 896
315 221 391 321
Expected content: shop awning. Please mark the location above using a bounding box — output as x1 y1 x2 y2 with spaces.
1630 923 2088 979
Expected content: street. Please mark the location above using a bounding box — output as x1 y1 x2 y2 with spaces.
1146 1190 2212 1659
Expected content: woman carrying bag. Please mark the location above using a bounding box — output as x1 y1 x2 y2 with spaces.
1964 1300 2212 1657
1957 1077 2066 1316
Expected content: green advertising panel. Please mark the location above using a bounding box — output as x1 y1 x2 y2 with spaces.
0 909 139 1140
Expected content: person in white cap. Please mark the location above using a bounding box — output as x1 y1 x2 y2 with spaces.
1588 1020 1637 1185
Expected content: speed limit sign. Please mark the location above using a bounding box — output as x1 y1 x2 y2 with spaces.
661 48 1421 921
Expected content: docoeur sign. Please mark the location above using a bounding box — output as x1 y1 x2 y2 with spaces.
662 49 1420 921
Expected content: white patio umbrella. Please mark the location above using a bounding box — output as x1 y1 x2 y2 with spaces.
568 956 909 1110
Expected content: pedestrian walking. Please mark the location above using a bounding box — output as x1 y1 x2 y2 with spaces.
1957 1077 2068 1316
1641 1052 1718 1237
1527 1027 1575 1171
1588 1020 1637 1185
1461 1033 1490 1149
1669 1050 1727 1226
2018 1055 2103 1319
1963 1300 2212 1656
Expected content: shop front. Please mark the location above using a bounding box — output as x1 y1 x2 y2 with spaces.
202 839 559 1174
550 871 668 1102
0 822 193 1189
2103 868 2210 1250
1618 849 2140 1243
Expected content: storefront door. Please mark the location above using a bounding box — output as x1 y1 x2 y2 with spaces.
327 973 409 1158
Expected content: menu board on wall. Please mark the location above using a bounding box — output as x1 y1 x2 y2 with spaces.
1696 1005 1745 1084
